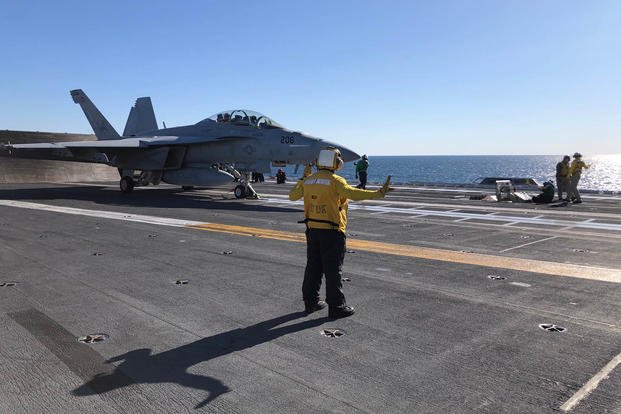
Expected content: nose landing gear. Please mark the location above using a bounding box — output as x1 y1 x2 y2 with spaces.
220 164 258 199
234 185 246 198
233 181 258 199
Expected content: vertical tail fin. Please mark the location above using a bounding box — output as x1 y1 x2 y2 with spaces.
70 89 121 140
122 97 158 136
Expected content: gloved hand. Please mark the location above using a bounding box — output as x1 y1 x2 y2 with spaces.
303 163 313 178
378 175 392 197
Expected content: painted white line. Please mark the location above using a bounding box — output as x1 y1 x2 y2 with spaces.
262 197 621 232
258 194 621 220
560 352 621 412
64 182 112 188
509 282 531 287
0 200 203 228
3 199 621 288
499 236 558 253
358 204 621 232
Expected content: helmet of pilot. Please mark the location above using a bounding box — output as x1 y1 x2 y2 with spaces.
362 154 368 160
316 147 343 171
573 152 582 159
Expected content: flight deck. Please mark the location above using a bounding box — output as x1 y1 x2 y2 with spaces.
0 181 619 413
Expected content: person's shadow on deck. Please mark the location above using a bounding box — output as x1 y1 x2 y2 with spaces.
73 312 324 409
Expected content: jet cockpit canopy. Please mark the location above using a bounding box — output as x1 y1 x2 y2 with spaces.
201 110 283 129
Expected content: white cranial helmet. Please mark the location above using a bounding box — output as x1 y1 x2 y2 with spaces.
316 148 343 171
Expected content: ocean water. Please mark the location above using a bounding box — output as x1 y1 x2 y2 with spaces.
272 155 621 192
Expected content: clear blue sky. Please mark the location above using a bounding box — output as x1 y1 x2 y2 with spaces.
1 1 619 155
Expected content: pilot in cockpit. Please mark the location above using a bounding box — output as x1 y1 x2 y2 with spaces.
217 113 224 123
222 113 231 122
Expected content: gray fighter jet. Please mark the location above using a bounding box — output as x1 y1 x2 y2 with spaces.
0 90 360 198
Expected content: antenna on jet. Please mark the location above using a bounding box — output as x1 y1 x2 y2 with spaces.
162 121 167 128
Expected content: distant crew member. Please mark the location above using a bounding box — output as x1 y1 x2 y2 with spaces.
532 181 555 204
555 155 571 201
355 154 369 189
567 152 589 204
276 169 286 184
289 148 391 319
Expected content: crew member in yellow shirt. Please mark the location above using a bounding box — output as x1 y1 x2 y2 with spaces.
568 152 589 204
289 148 391 319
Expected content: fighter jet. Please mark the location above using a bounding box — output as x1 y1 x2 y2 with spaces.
0 90 360 198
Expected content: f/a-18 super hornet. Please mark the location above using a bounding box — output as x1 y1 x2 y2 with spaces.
0 90 360 198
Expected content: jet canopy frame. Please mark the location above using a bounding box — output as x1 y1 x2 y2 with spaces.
201 110 283 129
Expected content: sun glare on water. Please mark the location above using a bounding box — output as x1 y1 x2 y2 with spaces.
580 154 621 192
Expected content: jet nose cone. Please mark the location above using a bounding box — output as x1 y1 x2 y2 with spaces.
318 140 360 162
339 146 361 162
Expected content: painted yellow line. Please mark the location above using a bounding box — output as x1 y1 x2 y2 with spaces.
189 223 305 243
188 223 621 284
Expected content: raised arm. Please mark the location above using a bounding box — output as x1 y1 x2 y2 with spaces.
289 179 304 201
333 176 386 201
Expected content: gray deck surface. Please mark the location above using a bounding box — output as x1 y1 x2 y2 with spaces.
0 181 619 413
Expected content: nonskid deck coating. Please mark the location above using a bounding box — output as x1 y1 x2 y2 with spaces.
0 181 619 413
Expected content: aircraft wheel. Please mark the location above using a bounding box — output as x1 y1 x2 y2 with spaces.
182 186 194 191
234 184 246 199
120 176 135 193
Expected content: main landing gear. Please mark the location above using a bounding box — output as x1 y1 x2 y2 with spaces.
118 170 161 193
120 176 134 193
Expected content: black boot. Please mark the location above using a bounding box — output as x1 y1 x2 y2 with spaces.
305 300 327 315
328 305 355 319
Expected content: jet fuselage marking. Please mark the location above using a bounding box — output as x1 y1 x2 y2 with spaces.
1 199 619 284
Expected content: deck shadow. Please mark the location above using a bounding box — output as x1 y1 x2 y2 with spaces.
72 312 325 408
0 184 299 213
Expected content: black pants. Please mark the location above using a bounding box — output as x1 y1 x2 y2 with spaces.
356 171 367 189
303 228 346 307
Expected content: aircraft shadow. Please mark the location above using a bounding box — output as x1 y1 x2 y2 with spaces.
0 185 299 213
72 312 325 408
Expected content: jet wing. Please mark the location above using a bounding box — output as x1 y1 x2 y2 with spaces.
0 135 255 168
5 139 147 149
5 135 250 150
